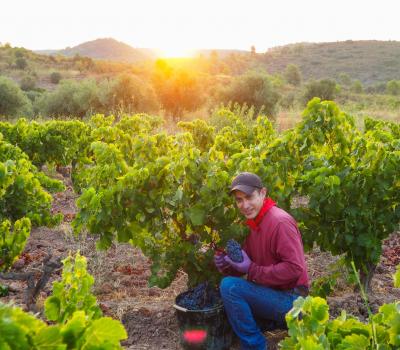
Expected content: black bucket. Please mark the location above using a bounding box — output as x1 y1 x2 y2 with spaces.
174 292 234 350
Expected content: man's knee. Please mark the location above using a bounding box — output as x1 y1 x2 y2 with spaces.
220 276 243 298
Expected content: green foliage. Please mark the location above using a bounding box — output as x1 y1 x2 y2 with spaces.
0 218 31 272
284 64 302 86
0 140 64 226
178 119 215 152
293 98 400 289
394 265 400 288
45 252 102 324
0 284 9 296
0 76 32 117
338 73 352 87
350 80 363 93
20 74 37 91
15 57 27 70
310 258 356 298
303 79 337 105
0 302 127 349
107 73 159 114
280 291 400 349
310 271 339 299
216 70 279 116
0 251 127 349
0 136 63 271
0 118 92 167
386 80 400 96
50 72 62 84
153 65 204 121
37 79 101 118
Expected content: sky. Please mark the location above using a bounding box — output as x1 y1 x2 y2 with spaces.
1 0 400 56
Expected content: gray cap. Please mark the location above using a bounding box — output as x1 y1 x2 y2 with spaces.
230 172 263 195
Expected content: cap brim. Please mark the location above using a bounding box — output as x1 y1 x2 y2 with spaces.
230 185 257 195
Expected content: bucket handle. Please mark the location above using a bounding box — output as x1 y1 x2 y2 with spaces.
173 304 188 312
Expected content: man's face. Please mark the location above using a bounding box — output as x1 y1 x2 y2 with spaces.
233 188 266 219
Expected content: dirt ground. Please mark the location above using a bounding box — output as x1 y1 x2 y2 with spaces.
1 173 399 350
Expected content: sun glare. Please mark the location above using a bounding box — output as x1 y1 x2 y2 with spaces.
159 46 194 58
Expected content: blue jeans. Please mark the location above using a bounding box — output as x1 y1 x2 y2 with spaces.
220 277 299 350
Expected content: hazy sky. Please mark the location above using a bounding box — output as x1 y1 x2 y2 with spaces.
1 0 400 56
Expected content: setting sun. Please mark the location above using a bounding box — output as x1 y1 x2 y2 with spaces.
159 46 195 58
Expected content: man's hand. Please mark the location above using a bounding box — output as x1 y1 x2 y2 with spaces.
214 252 230 273
224 250 252 274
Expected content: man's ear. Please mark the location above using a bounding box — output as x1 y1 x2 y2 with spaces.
260 187 267 198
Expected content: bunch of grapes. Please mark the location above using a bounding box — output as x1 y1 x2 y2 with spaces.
177 282 221 310
226 239 243 263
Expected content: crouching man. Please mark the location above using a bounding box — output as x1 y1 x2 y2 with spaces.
215 172 309 350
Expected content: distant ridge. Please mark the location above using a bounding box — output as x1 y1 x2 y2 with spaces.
37 38 157 63
260 40 400 84
36 38 248 62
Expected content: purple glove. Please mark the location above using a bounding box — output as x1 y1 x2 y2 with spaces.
214 253 230 273
224 250 252 274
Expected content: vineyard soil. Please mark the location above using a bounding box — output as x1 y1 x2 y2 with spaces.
1 172 399 350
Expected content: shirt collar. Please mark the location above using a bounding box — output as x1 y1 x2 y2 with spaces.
245 197 276 229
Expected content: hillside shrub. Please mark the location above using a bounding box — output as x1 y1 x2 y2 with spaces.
386 80 400 95
284 64 302 86
20 74 37 91
15 57 27 70
50 71 62 84
303 79 337 104
107 74 159 114
216 71 279 117
153 66 204 121
38 79 100 118
0 76 32 117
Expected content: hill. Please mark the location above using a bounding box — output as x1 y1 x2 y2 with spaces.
259 40 400 85
37 39 247 61
39 38 156 63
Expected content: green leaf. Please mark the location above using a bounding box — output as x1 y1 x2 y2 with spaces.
60 311 87 348
44 296 61 322
81 317 127 347
187 206 206 226
337 334 369 349
394 265 400 288
33 326 66 349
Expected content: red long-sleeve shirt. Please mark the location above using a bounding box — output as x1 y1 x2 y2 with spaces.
224 205 309 290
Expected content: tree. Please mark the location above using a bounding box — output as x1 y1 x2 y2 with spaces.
338 72 351 87
15 57 27 70
386 80 400 95
303 79 337 104
20 74 37 91
38 79 100 118
0 76 32 117
351 80 363 93
108 74 159 114
50 72 62 84
153 65 203 121
216 71 280 117
284 64 302 86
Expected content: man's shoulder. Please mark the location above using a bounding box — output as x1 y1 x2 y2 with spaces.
259 206 298 232
266 206 295 223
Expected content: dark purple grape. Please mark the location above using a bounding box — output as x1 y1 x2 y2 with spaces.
177 282 221 310
226 239 243 263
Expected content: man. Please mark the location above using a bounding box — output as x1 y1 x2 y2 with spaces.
214 172 309 350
